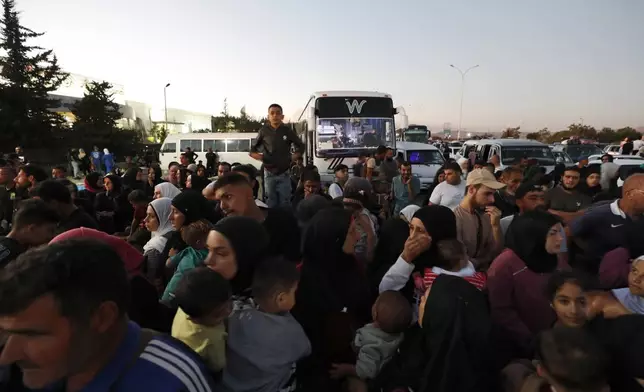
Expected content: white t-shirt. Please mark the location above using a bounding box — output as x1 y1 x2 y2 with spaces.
429 181 466 210
328 183 343 199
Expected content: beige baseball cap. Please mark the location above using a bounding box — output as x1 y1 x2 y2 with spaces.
466 169 506 189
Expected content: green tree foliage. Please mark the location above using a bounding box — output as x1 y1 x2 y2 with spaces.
526 127 551 142
545 124 641 144
210 99 264 132
501 126 521 139
71 81 122 140
0 0 68 146
150 123 168 143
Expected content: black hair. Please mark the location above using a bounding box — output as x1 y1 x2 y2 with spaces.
212 172 251 192
545 270 595 302
268 103 283 113
376 145 388 155
168 161 180 169
444 162 462 173
474 159 487 166
53 165 67 173
301 169 321 183
400 161 412 168
563 166 581 174
232 164 258 179
0 239 131 320
12 198 60 230
32 179 72 204
502 166 523 177
334 164 349 173
127 189 149 204
535 327 608 392
56 179 79 197
251 257 300 302
174 267 231 319
20 165 48 183
600 154 613 163
375 290 412 334
218 161 232 170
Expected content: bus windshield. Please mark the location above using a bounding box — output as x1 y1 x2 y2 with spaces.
502 146 556 166
407 150 444 165
404 130 428 143
316 118 394 151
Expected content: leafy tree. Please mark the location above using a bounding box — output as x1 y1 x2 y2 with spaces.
527 127 551 142
614 127 641 142
71 81 122 141
0 0 68 146
150 123 168 143
596 127 616 143
480 132 495 139
501 126 521 139
567 123 597 139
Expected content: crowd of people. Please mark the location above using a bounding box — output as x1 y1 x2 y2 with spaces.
0 104 643 392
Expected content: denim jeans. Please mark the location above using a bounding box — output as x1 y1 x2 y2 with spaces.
263 171 292 208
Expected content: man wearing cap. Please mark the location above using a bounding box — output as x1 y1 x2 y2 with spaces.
453 169 505 271
500 181 547 236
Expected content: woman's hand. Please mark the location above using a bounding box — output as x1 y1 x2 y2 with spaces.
401 234 431 264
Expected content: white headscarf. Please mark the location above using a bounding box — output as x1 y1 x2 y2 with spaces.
103 148 110 155
155 182 181 199
399 205 420 223
600 162 619 190
612 256 644 315
143 197 174 254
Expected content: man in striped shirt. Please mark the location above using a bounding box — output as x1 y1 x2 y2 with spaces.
0 239 215 392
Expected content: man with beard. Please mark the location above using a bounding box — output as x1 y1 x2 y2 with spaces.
0 166 16 234
500 181 547 236
212 172 301 263
494 166 524 218
0 240 215 392
453 169 506 271
429 162 466 210
13 165 48 218
546 166 591 224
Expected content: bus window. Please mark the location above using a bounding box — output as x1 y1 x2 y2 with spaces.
227 139 251 152
204 140 227 152
162 143 176 153
180 139 202 152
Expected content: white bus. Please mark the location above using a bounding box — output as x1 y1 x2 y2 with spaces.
297 91 408 183
159 132 260 171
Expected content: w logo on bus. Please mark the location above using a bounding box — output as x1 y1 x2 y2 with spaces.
345 99 367 115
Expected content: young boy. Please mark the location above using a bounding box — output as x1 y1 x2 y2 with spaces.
172 267 232 373
330 290 412 386
162 219 211 304
222 257 311 392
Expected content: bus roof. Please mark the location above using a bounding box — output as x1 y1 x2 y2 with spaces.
163 132 258 142
311 91 392 99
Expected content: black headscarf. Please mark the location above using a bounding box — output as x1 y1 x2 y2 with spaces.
417 274 496 392
85 172 104 192
122 168 143 191
580 163 602 199
368 216 409 296
506 210 561 273
296 194 332 227
411 206 458 269
189 175 210 193
105 174 122 195
212 216 269 295
171 189 219 226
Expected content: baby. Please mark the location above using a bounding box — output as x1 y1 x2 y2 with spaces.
331 290 412 386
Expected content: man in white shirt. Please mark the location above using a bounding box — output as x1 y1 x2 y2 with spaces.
328 164 349 199
633 136 644 155
429 162 466 210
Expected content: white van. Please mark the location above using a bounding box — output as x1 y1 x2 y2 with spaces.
395 141 446 190
159 132 260 171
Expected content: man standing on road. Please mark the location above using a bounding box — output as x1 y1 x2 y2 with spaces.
250 104 304 208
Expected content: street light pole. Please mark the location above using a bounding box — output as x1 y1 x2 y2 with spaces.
164 83 171 133
450 64 479 140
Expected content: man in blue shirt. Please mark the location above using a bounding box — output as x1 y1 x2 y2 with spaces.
0 239 215 392
391 161 421 216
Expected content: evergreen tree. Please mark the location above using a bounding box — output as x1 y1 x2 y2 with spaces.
71 80 122 141
0 0 68 146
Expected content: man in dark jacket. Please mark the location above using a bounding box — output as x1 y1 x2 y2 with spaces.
250 103 304 208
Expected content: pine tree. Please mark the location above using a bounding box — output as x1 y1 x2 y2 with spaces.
71 80 122 142
0 0 68 146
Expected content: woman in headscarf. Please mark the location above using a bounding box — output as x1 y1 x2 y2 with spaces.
142 197 174 296
376 274 497 392
292 208 372 392
203 216 269 301
102 148 115 174
144 165 163 198
94 174 134 234
580 163 602 200
50 228 173 332
399 204 420 224
79 172 104 207
379 205 460 317
487 210 567 361
154 182 181 200
122 167 144 192
186 173 209 193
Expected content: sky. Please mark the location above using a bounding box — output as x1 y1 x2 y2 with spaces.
19 0 644 132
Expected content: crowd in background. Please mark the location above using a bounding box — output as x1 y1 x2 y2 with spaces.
0 105 643 392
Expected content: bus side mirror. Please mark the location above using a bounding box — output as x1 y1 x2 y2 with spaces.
306 107 316 132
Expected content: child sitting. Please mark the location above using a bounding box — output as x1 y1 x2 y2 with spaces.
330 290 412 387
413 238 487 292
221 257 311 392
171 267 232 373
162 219 211 304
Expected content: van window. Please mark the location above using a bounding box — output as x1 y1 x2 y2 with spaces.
204 140 227 152
180 139 202 152
161 142 176 153
407 150 445 165
502 146 555 166
226 139 251 152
